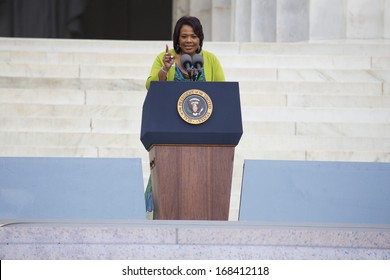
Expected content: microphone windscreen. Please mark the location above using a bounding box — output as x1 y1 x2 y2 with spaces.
192 54 204 69
180 54 192 71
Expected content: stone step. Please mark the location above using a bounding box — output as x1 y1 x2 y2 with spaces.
0 77 385 97
238 135 390 152
0 88 146 104
286 95 390 108
0 63 151 79
3 118 389 138
0 116 390 142
2 90 389 109
240 81 386 95
275 69 389 82
0 88 85 104
242 107 390 123
305 151 390 162
221 55 374 70
0 131 142 147
0 50 156 66
234 149 390 163
226 69 390 82
1 37 390 56
84 90 146 105
2 104 388 125
0 145 99 157
0 117 91 133
3 51 389 72
0 117 141 133
237 40 390 56
2 60 390 83
0 64 80 78
0 104 142 119
0 89 145 105
0 77 146 91
0 38 171 54
242 121 390 138
241 94 390 108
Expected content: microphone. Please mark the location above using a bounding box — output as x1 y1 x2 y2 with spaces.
192 54 203 71
192 54 203 81
180 54 193 74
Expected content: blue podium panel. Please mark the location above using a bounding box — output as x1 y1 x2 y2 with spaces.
141 81 243 150
239 160 390 224
0 157 146 221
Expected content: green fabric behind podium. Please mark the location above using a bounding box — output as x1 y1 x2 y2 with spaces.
0 157 145 222
239 160 390 224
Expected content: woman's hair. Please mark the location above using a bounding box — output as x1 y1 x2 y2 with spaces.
173 16 204 54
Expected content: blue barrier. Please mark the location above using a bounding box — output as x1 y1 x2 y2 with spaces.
0 157 146 221
239 160 390 224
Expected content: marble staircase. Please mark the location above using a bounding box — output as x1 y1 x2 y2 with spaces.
1 38 390 221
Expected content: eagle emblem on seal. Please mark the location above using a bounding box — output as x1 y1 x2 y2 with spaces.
186 97 204 117
177 89 213 124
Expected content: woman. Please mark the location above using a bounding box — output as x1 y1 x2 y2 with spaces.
144 16 225 214
145 16 225 90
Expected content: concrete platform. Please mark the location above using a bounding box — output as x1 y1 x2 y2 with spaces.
0 221 389 260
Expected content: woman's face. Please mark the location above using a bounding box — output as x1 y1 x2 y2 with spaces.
178 24 200 56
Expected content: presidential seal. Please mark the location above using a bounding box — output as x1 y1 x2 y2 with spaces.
177 89 213 124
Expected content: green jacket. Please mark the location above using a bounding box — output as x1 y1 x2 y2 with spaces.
145 49 225 90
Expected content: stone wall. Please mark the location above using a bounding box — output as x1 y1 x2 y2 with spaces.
172 0 390 42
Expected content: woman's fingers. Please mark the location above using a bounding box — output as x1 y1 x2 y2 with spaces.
164 44 174 67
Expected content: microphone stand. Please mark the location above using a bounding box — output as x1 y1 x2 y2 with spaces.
193 68 202 81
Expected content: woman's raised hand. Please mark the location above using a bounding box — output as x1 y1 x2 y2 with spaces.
163 44 174 70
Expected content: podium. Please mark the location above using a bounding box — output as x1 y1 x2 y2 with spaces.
141 81 242 220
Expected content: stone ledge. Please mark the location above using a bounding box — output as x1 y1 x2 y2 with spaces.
0 221 389 259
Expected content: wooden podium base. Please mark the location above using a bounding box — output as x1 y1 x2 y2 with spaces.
149 145 235 220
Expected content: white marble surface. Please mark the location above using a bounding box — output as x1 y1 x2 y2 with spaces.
239 40 390 55
238 81 382 95
386 0 390 38
310 0 347 40
347 0 384 39
211 0 232 41
0 88 85 104
171 0 390 42
277 0 310 42
251 0 277 42
233 0 252 42
219 55 372 69
0 221 389 259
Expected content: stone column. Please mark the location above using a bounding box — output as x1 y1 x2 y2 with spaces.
251 0 277 42
172 0 212 40
172 0 190 21
385 0 390 38
347 0 384 39
232 0 251 42
173 0 388 42
211 0 232 41
189 0 212 41
277 0 310 42
310 0 347 40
